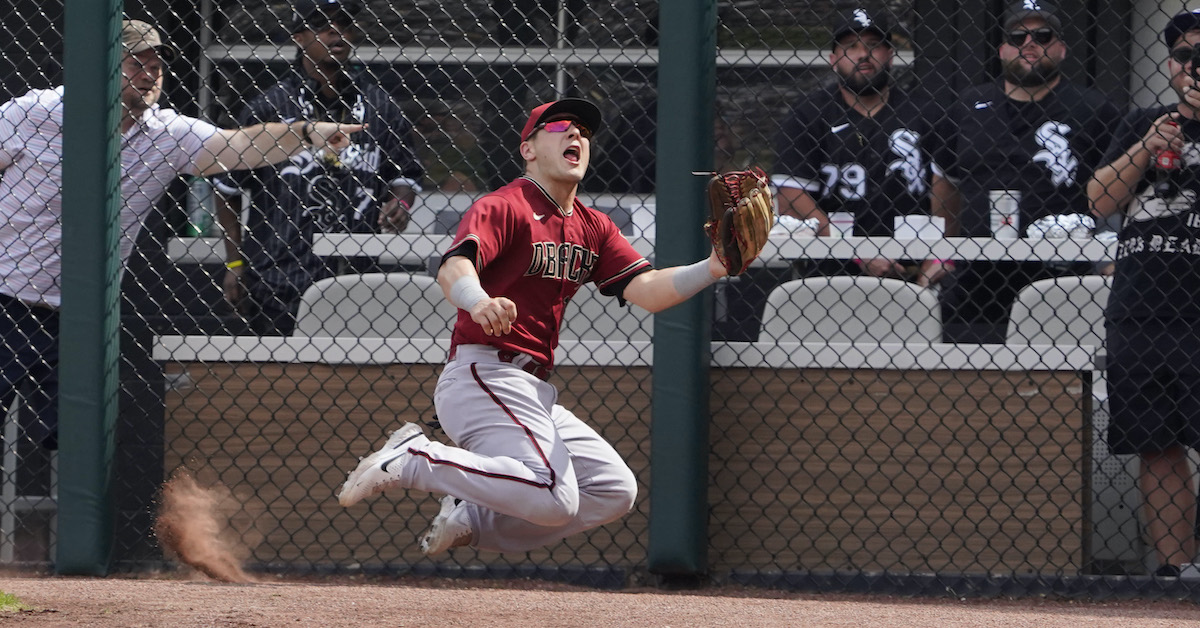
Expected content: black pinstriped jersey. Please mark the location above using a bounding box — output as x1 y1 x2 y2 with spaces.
213 65 424 299
1103 105 1200 321
935 81 1119 237
773 85 940 236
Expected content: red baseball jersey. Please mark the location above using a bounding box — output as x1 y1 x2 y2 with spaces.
443 176 652 367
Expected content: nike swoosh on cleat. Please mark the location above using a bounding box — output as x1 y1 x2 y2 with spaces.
380 452 407 472
379 431 423 472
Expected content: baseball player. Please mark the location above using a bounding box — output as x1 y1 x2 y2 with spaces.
338 99 738 555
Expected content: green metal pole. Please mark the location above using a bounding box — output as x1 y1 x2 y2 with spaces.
648 0 717 578
57 0 123 575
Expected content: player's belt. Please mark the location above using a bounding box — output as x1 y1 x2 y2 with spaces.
495 349 552 381
449 345 553 382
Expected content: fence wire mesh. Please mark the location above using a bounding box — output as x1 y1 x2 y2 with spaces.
2 0 1200 598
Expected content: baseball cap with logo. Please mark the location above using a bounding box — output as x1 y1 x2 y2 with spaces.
831 8 893 49
121 20 177 61
290 0 359 34
1003 0 1063 34
519 99 603 143
1164 9 1200 48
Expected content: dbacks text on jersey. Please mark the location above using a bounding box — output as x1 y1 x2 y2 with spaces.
527 242 599 283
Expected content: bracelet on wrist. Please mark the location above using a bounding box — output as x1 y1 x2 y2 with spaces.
225 259 245 269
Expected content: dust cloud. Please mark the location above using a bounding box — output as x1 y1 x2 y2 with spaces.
153 470 256 584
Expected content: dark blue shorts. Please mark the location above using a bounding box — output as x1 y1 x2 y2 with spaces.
0 293 60 449
1106 318 1200 455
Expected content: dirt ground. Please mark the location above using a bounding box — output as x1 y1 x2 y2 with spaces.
1 574 1200 627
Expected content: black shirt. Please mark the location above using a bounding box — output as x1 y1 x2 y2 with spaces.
213 65 424 298
775 85 941 236
1102 105 1200 321
935 81 1119 236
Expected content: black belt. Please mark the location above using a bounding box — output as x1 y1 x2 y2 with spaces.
496 349 553 381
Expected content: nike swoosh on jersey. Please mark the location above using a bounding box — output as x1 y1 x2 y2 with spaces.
830 123 851 133
973 101 993 110
533 213 546 220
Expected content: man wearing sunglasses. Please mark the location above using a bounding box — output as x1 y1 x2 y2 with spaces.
1086 8 1200 579
339 99 741 556
933 0 1119 344
212 0 424 335
773 8 957 287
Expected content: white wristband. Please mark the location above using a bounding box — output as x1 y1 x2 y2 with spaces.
672 259 719 299
448 275 490 311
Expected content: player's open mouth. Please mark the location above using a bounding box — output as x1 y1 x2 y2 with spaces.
564 146 580 164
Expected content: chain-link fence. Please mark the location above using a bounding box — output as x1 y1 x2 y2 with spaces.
3 0 1200 598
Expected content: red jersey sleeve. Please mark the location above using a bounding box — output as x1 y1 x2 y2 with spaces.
444 193 515 268
588 212 652 297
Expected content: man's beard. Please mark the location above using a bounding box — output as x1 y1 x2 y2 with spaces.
1003 57 1061 87
122 89 159 116
839 68 891 95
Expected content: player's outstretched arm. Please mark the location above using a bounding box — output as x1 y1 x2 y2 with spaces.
437 254 518 336
621 251 726 313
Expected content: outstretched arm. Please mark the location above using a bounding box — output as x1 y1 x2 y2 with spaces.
620 251 727 313
195 121 363 176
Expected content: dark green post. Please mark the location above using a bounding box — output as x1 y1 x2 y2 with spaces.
648 0 717 578
57 0 123 574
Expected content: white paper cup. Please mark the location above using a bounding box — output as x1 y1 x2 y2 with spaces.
893 215 945 239
828 212 854 238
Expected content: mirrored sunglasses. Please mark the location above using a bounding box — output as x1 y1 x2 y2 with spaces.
536 119 592 139
1004 27 1056 47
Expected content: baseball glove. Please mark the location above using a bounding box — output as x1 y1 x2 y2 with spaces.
705 167 774 276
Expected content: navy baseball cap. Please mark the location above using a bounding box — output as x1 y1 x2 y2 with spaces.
290 0 359 34
1003 0 1063 34
520 99 603 143
831 8 893 48
1165 9 1200 48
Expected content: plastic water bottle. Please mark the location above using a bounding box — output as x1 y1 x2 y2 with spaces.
184 177 215 237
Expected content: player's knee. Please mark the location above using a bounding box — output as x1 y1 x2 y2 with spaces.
522 487 580 527
596 465 638 522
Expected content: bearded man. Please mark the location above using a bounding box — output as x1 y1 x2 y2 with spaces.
932 0 1120 343
773 8 958 285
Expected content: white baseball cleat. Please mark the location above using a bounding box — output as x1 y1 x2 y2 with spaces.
337 423 427 507
420 494 475 555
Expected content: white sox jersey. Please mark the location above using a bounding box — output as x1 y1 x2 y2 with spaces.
935 81 1119 236
773 85 942 236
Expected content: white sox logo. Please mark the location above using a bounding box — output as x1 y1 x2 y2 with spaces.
527 242 598 283
1031 121 1078 187
886 128 928 195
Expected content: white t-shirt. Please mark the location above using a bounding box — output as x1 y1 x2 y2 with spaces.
0 86 220 306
